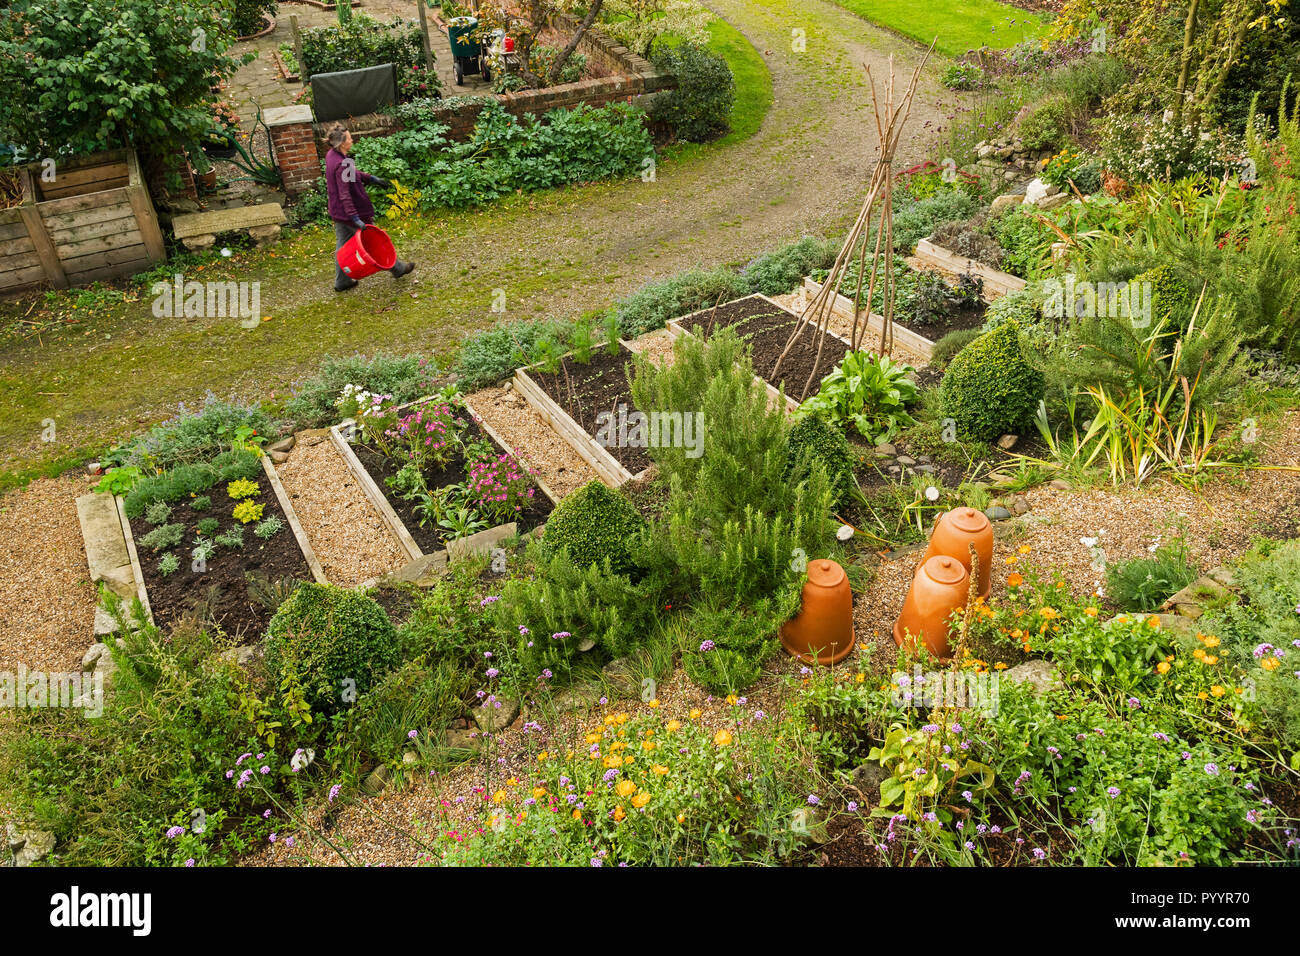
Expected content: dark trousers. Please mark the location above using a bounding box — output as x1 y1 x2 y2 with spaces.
333 220 408 287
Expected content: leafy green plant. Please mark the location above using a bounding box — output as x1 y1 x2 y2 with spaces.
868 723 995 822
95 467 142 497
254 516 284 539
649 42 734 142
941 61 986 91
233 499 265 524
144 500 173 526
214 525 245 550
940 323 1044 441
157 553 180 576
265 583 400 717
107 394 275 472
227 479 259 500
190 495 212 512
799 351 919 443
196 517 220 536
784 413 855 509
929 328 982 370
1107 540 1199 612
541 481 646 575
1017 97 1069 151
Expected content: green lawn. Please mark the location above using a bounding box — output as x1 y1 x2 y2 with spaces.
827 0 1047 58
705 16 773 145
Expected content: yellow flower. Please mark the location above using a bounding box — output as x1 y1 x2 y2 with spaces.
1084 607 1098 617
631 791 651 809
1204 655 1219 665
1262 657 1280 672
1156 661 1171 675
1197 692 1209 700
642 740 657 752
665 720 681 732
647 699 660 709
586 733 603 744
537 751 548 762
506 777 518 786
714 729 733 747
616 780 636 798
492 789 506 804
1005 555 1019 565
994 662 1008 670
1202 635 1221 648
651 764 669 775
572 808 582 820
676 813 686 824
1146 615 1161 629
1193 648 1206 660
855 672 865 683
1039 607 1058 620
532 787 547 799
1019 545 1032 554
1211 685 1226 697
613 805 626 822
725 694 738 706
689 708 702 720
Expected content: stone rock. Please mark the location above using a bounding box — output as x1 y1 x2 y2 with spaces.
1048 479 1073 491
976 143 995 159
402 751 418 766
267 436 296 454
447 522 518 563
1003 659 1061 696
1205 565 1237 589
473 697 519 732
1175 603 1205 620
361 764 390 795
996 434 1019 451
1154 613 1197 639
989 194 1023 217
601 657 640 698
81 642 117 688
8 826 56 867
99 564 138 601
994 145 1015 160
914 464 935 473
1004 171 1018 181
875 442 898 456
1011 495 1031 516
888 465 901 474
93 607 120 638
1163 575 1231 615
851 761 889 803
248 223 282 246
577 636 597 652
984 506 1012 521
268 450 289 464
896 455 916 466
384 551 448 587
1037 192 1071 211
443 729 482 750
986 471 1015 488
550 683 603 714
1024 177 1052 205
217 645 259 667
181 233 217 252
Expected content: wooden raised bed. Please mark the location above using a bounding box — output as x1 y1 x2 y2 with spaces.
330 396 559 562
512 343 651 489
0 149 165 294
667 294 860 411
799 277 935 364
914 237 1027 302
119 453 325 634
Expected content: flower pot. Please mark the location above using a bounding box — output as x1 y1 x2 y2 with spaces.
923 506 993 598
196 168 217 190
780 559 855 665
893 555 970 659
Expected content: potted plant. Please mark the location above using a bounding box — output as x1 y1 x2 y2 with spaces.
190 148 216 190
203 100 242 159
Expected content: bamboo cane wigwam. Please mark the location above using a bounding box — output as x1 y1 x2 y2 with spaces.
770 43 936 402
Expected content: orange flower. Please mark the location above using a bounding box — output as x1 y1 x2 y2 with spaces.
631 791 651 809
1156 661 1171 674
676 813 686 824
613 805 626 822
1005 555 1019 565
647 699 660 709
651 764 669 776
689 708 702 720
1039 607 1058 620
1007 572 1024 588
714 729 733 747
1262 657 1280 672
665 719 681 732
1210 685 1226 697
1019 545 1032 554
1193 648 1206 660
1146 615 1161 628
1202 635 1221 648
642 740 657 752
616 780 636 798
532 787 547 799
1084 607 1098 617
492 790 506 804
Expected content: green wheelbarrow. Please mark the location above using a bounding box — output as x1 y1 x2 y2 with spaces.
448 16 490 85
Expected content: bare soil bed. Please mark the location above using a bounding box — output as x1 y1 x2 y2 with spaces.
129 486 311 639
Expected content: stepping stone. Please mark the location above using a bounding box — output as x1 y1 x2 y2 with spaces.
1049 479 1073 491
985 506 1012 520
384 551 448 587
76 493 131 592
447 522 517 562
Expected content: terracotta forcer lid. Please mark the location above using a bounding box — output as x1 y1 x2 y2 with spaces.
808 560 845 588
949 507 989 533
924 555 967 585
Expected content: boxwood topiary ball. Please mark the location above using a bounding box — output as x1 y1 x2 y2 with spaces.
785 414 854 508
264 583 399 716
939 321 1044 441
540 480 646 574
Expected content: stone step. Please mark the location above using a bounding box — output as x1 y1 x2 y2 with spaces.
75 493 136 600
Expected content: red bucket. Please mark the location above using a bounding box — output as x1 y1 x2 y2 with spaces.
336 225 396 279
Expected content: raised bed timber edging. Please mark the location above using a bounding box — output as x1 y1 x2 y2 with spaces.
114 495 154 625
914 237 1027 302
329 396 559 563
667 293 860 412
512 344 650 489
798 277 936 362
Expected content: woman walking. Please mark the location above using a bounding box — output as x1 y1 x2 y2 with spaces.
325 124 415 292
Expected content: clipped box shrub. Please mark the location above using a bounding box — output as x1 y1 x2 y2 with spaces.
1017 97 1069 151
939 322 1044 440
265 583 400 717
540 481 646 575
785 414 854 508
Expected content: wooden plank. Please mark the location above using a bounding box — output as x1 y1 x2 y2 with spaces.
0 265 48 292
126 182 165 264
43 200 136 235
114 495 155 626
0 248 42 273
32 187 134 217
62 253 152 284
0 215 30 240
260 453 329 584
914 238 1026 302
17 203 68 289
56 228 144 259
512 365 636 487
38 165 131 201
801 277 935 362
329 424 424 562
47 212 139 246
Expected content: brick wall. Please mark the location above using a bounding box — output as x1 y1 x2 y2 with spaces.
264 105 323 199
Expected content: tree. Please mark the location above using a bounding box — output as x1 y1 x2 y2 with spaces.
0 0 250 162
478 0 604 89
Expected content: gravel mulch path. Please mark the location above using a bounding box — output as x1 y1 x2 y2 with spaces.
464 385 600 500
0 475 98 672
274 433 407 587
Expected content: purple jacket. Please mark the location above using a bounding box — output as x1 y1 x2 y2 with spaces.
325 148 376 224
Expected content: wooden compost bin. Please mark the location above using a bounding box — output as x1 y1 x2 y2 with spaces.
0 149 165 294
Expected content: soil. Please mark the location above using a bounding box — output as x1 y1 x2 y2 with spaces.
129 484 311 640
352 417 554 555
685 294 851 403
897 296 987 340
528 345 652 475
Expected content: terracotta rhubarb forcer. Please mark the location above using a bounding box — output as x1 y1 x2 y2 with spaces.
893 555 970 659
780 559 855 665
923 506 993 598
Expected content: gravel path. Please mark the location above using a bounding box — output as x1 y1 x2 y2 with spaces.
0 475 97 672
274 433 408 586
